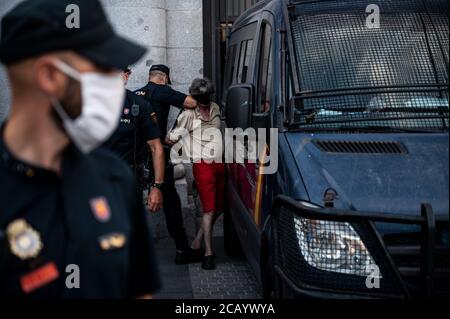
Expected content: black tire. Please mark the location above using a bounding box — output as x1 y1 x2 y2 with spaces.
223 206 244 257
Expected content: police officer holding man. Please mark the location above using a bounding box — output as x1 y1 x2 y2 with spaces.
0 0 160 298
105 68 164 212
135 65 202 264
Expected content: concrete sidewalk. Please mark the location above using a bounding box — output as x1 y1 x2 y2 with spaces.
153 238 262 300
147 163 261 299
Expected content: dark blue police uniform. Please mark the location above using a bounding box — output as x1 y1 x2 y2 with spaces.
0 129 161 298
135 82 187 139
0 0 161 299
105 90 160 168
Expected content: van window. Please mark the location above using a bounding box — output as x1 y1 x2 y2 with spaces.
288 1 448 130
222 22 257 104
235 42 245 83
257 23 273 113
223 44 237 93
237 39 253 83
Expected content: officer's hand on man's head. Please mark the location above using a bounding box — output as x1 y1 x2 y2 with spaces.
183 96 198 109
147 188 163 212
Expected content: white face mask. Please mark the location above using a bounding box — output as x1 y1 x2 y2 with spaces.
51 60 125 154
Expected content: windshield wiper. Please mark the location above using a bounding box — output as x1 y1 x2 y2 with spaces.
370 106 448 114
337 126 448 133
290 125 448 133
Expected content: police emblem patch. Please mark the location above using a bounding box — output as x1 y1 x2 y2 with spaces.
90 197 111 223
7 219 43 260
150 112 158 124
98 233 127 251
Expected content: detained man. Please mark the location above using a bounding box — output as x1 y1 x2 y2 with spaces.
166 78 225 270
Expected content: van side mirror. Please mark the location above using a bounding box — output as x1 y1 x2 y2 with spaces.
252 112 269 130
225 84 254 129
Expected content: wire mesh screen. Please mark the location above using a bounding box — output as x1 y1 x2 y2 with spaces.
420 0 449 84
292 90 449 129
382 220 449 297
289 0 449 129
276 206 398 295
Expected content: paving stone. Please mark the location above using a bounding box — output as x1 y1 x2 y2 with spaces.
152 209 262 299
188 239 262 299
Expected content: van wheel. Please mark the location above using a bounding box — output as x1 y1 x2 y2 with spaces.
223 206 243 257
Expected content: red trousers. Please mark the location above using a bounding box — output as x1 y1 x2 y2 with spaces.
193 161 226 213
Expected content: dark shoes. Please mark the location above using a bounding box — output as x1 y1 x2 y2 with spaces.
175 248 204 265
202 255 216 270
175 248 217 270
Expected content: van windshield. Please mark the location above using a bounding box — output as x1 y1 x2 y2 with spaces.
289 0 449 131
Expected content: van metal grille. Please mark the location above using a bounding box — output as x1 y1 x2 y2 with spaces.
312 140 408 154
289 0 449 130
383 223 449 298
273 196 449 298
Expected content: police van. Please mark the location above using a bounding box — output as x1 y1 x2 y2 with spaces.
222 0 449 298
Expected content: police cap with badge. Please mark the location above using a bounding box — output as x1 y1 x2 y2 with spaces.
135 64 172 97
150 64 172 84
0 0 146 69
0 0 162 298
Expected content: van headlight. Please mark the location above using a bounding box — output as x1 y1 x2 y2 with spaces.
294 203 378 277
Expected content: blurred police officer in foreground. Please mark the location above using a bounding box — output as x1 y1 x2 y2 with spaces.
104 69 164 212
135 66 202 264
0 0 160 298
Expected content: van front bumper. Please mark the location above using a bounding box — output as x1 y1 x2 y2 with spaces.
272 195 449 299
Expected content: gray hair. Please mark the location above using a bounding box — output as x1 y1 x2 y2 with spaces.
189 78 215 97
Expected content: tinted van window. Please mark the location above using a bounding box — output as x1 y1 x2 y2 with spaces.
223 23 258 103
257 23 273 113
223 44 238 94
289 0 448 130
237 39 253 83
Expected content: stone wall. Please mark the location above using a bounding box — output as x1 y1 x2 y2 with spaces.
0 0 204 131
0 0 205 242
0 0 20 122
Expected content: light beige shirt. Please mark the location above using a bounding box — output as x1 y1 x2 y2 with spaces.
167 102 222 162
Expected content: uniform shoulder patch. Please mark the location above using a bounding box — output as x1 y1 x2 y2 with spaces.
90 197 111 223
150 112 158 124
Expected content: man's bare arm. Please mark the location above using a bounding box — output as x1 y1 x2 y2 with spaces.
146 139 164 212
148 139 165 183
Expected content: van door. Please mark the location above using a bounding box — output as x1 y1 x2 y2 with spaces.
226 23 257 241
231 18 274 230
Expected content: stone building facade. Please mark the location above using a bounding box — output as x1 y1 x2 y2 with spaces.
0 0 204 129
0 0 205 241
0 0 260 241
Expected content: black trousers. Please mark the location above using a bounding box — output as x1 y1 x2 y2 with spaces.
163 163 189 251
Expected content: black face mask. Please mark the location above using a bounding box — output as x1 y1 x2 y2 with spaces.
194 94 211 106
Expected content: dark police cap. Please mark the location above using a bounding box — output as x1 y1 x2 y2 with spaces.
150 64 172 84
0 0 146 70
